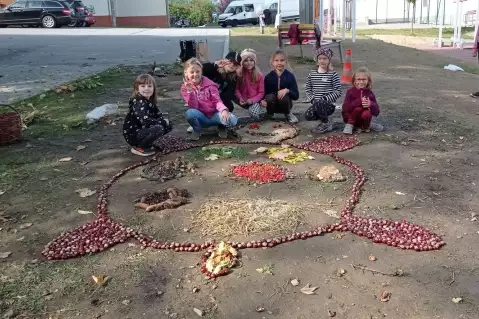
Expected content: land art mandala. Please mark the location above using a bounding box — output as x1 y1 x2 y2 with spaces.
42 128 445 279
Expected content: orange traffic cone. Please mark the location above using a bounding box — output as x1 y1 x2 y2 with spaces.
341 49 353 85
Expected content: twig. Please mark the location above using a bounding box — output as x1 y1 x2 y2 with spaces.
268 279 289 299
350 263 404 277
448 271 455 286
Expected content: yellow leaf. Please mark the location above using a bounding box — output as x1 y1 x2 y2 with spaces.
92 275 109 286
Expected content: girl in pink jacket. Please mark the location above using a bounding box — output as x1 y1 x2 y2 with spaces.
235 48 265 120
181 58 238 141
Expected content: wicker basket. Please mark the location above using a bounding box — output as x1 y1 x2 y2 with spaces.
0 104 22 145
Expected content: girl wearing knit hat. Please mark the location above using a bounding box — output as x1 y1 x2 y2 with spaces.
235 49 265 120
304 47 342 133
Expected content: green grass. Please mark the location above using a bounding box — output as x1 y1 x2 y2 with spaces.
231 25 476 40
10 66 136 138
185 145 250 162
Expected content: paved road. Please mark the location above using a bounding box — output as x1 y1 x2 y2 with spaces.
0 28 229 104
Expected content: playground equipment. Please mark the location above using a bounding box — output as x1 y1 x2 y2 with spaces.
314 0 356 42
437 0 479 49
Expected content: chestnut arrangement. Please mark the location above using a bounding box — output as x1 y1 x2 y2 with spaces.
42 132 445 276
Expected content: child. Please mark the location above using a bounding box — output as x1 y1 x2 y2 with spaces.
261 49 299 123
342 67 383 134
181 58 238 141
235 48 265 121
123 74 172 156
304 47 342 133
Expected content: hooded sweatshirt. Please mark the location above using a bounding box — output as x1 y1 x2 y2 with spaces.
342 87 380 117
235 69 265 104
181 76 228 118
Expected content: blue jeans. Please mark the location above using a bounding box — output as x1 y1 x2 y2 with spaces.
185 109 238 132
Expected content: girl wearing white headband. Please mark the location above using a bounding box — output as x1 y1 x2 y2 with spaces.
235 49 265 120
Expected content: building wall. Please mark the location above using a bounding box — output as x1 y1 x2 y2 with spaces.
82 0 169 27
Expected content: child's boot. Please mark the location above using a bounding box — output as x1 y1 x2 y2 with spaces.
370 122 384 132
312 119 333 134
218 125 228 138
131 147 155 157
343 123 354 135
286 112 299 123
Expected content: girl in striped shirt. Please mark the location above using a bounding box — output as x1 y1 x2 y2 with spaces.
304 47 342 133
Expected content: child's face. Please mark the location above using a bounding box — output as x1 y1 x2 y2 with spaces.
354 72 369 89
138 82 154 99
242 57 255 70
185 65 202 84
272 54 286 72
224 61 240 73
317 55 330 70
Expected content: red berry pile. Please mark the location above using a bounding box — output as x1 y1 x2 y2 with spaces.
231 161 287 184
42 129 445 278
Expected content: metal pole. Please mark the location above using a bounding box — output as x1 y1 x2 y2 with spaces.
438 0 444 48
475 0 479 44
319 0 324 32
341 0 346 40
352 0 356 42
327 0 331 35
275 0 282 28
458 0 463 47
333 0 338 35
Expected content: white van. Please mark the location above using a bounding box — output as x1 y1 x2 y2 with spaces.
218 0 265 28
218 0 299 27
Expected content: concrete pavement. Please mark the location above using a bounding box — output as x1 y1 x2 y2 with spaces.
0 28 230 104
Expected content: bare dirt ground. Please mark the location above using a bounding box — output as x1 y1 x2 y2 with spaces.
1 34 479 319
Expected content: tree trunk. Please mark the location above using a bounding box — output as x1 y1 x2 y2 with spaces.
410 3 416 34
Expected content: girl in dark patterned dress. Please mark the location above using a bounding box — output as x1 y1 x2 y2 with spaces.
123 74 172 157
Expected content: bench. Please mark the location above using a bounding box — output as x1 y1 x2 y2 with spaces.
277 23 344 63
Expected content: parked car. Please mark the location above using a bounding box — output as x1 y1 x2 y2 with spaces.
0 0 73 28
65 0 95 27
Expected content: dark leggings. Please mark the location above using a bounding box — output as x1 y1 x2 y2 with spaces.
220 89 238 112
304 100 336 123
134 125 166 149
265 93 292 115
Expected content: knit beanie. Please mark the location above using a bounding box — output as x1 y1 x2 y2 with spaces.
240 48 257 65
314 47 333 61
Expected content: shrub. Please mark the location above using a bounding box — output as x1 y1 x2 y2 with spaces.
169 0 216 26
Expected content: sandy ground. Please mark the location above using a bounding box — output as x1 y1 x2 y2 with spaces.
1 35 479 319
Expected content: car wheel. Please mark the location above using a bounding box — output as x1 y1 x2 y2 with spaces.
231 20 238 27
41 15 56 28
68 19 78 27
220 24 226 28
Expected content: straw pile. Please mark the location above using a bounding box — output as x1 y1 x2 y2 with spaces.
192 198 304 237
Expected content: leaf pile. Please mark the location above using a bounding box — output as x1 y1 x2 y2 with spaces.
187 146 249 161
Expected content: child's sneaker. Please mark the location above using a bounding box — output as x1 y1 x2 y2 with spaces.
189 131 201 141
218 126 228 138
343 123 354 135
471 92 479 98
286 112 299 123
311 120 333 134
131 147 155 157
187 126 194 133
370 122 384 132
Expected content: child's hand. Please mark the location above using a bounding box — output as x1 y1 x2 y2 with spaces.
362 97 370 108
260 100 267 107
239 99 246 105
221 110 230 122
277 88 289 100
246 99 253 105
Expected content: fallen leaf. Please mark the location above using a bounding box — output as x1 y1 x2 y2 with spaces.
121 299 131 306
58 157 72 162
336 268 346 276
0 252 11 259
76 145 86 151
0 190 5 195
452 297 463 304
193 308 204 317
79 161 89 166
256 264 274 275
253 147 268 153
328 310 336 317
369 255 377 261
300 283 318 295
39 93 46 100
16 236 25 242
324 210 340 219
92 275 109 286
307 155 315 160
380 290 391 302
78 210 93 215
205 154 220 161
290 278 300 286
395 191 406 195
255 307 265 312
76 188 96 198
83 139 92 143
19 223 33 229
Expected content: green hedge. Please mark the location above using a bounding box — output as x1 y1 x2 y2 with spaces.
169 0 216 26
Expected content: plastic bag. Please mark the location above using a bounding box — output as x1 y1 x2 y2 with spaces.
443 64 464 72
85 104 118 124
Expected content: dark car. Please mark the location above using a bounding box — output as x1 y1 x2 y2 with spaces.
0 0 73 28
65 0 95 27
